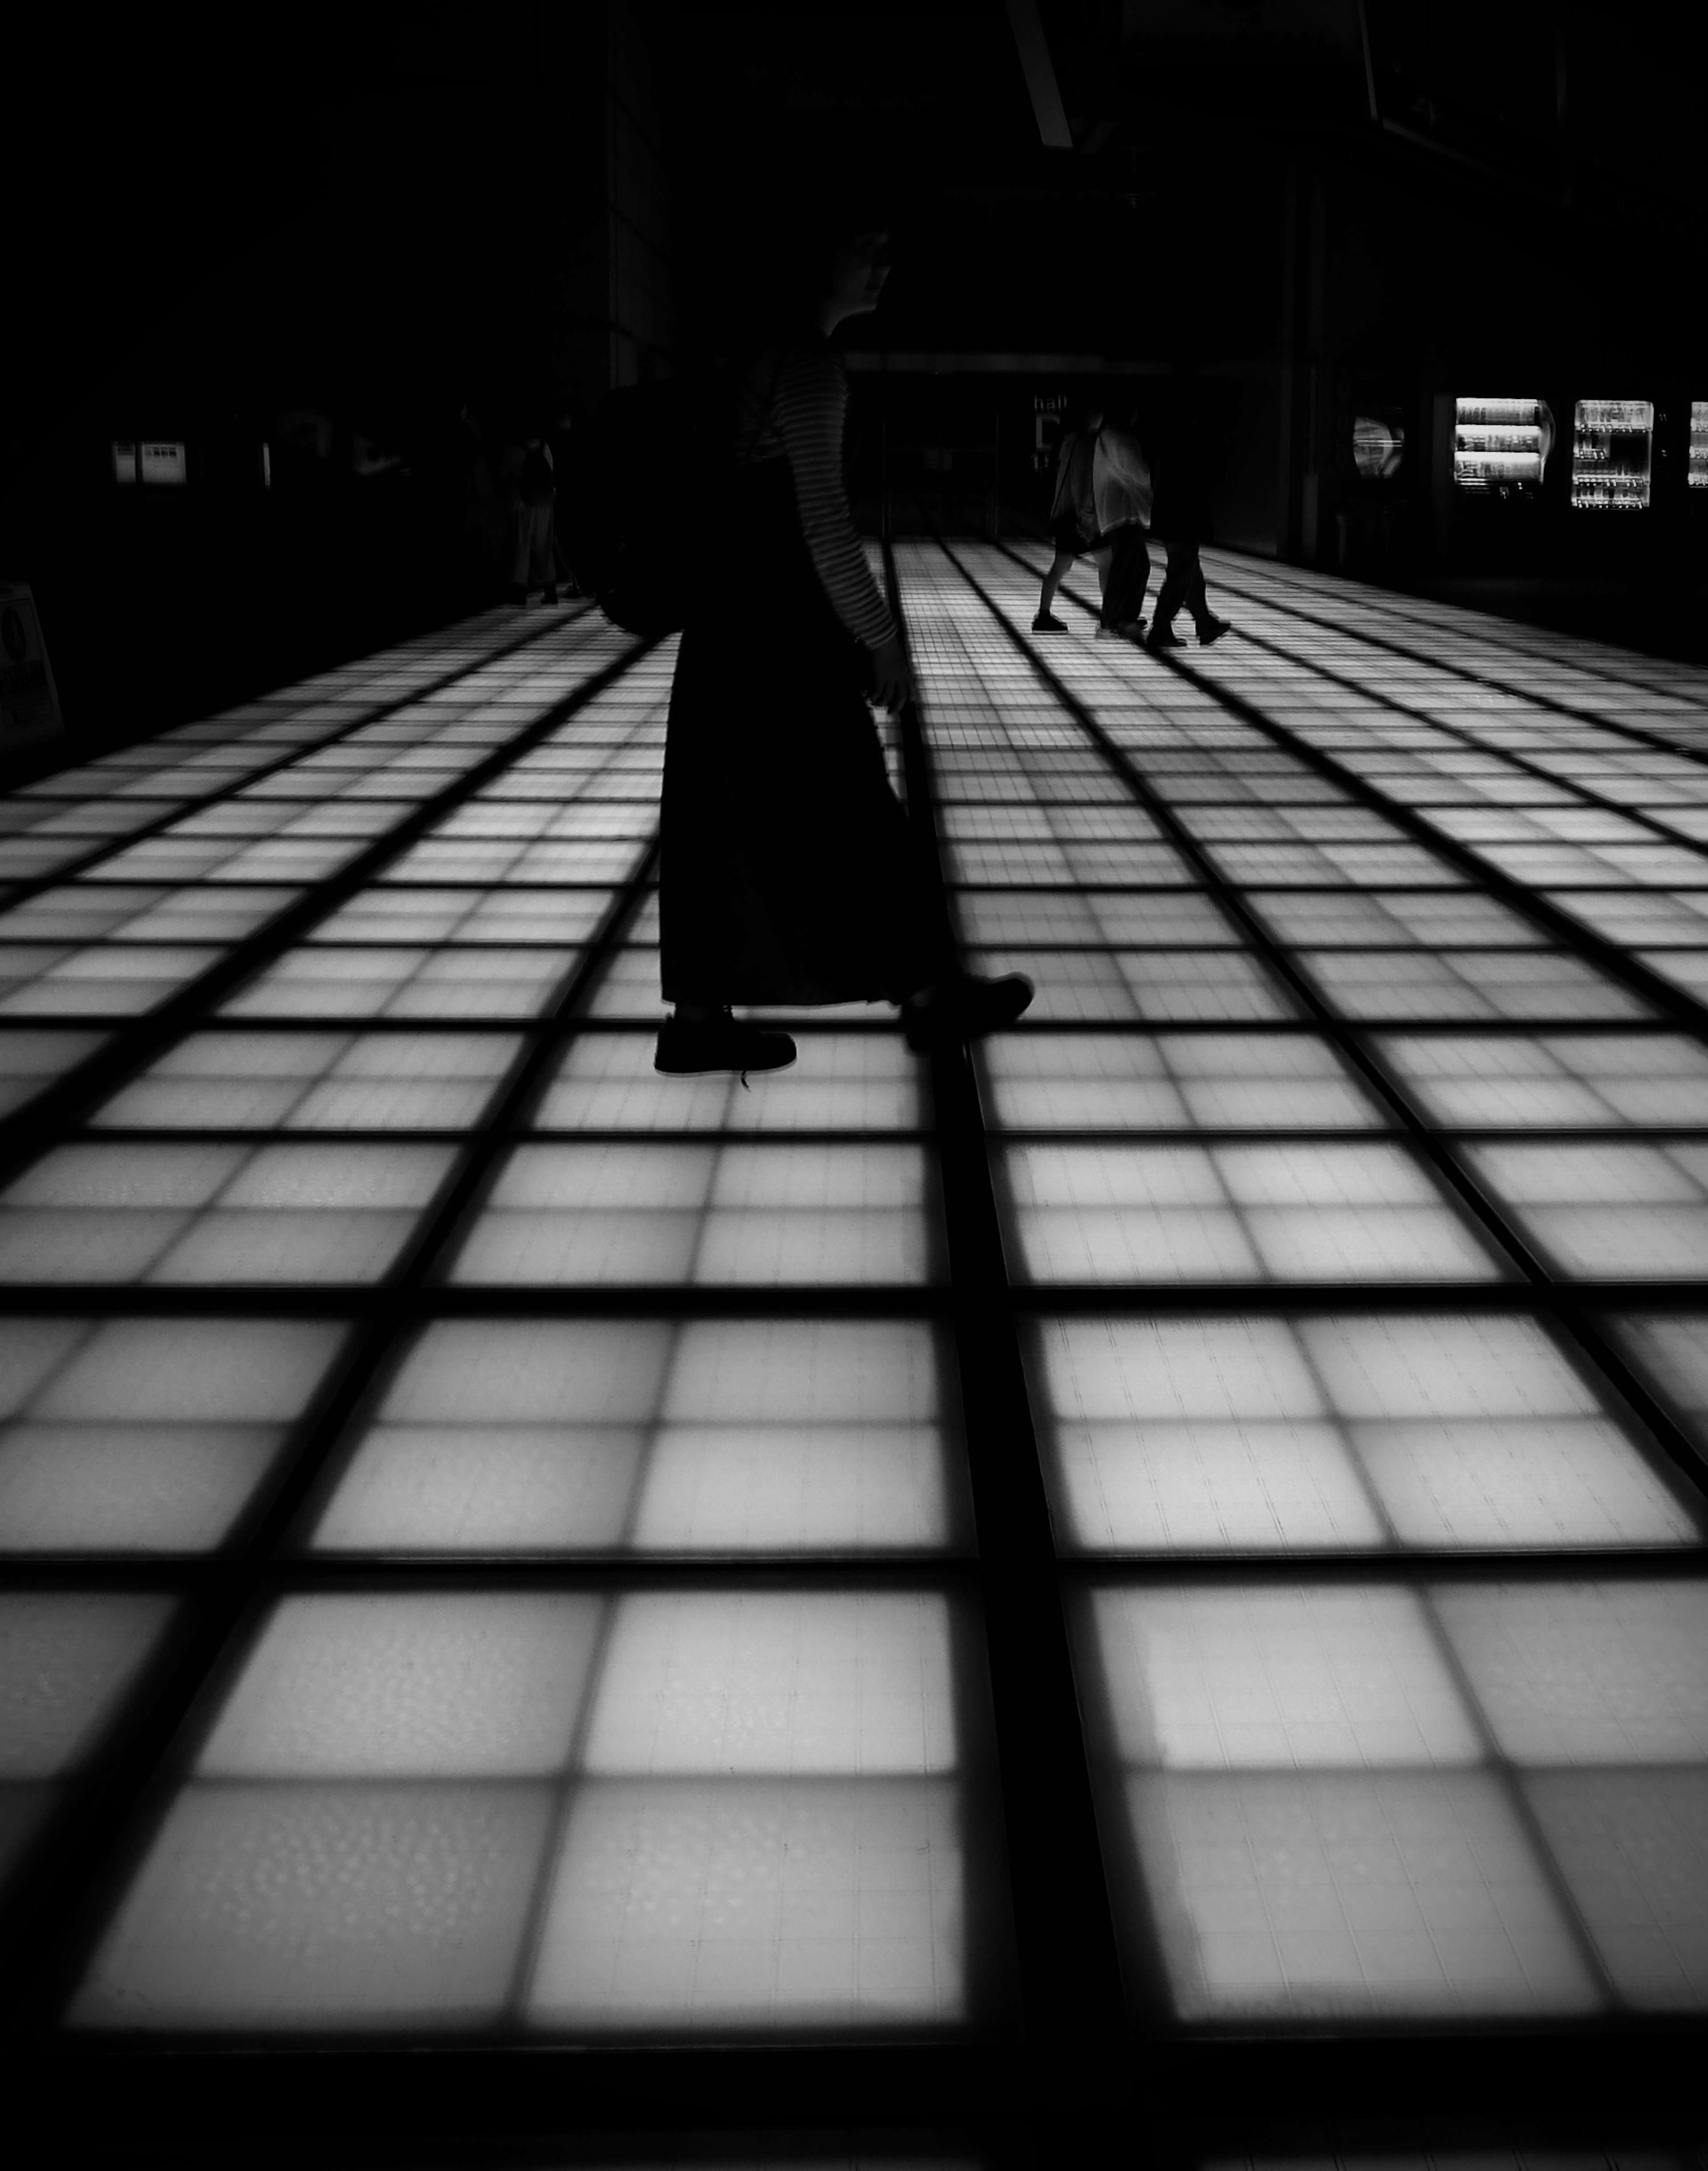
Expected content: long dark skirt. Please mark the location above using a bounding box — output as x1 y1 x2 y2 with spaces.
660 463 933 1007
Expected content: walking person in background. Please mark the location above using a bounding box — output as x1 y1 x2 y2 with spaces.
656 201 1033 1075
1091 403 1153 639
1034 400 1110 632
1145 379 1231 651
509 421 558 607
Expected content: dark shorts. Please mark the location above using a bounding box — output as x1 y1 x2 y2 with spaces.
1051 515 1091 556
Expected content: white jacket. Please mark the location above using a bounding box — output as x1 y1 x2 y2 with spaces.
1092 426 1153 537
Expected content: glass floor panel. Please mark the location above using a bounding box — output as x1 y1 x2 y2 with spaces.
3 554 1708 2141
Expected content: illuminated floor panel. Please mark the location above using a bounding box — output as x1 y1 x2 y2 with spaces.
0 555 1706 2102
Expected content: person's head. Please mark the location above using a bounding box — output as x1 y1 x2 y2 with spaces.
816 219 892 332
757 193 892 334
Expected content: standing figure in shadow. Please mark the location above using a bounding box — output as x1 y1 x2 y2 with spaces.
1145 379 1232 652
1034 399 1111 632
1090 401 1155 640
657 203 1033 1075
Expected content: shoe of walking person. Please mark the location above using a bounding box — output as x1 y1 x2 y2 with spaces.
1146 621 1185 652
655 1010 797 1075
902 971 1035 1053
1196 615 1232 645
1031 610 1068 633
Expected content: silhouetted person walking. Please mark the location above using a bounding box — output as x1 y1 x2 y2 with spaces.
1145 383 1231 651
1091 405 1153 638
657 207 1032 1075
1034 401 1111 632
509 423 558 607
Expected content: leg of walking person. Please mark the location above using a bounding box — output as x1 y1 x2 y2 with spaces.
1098 526 1150 632
1035 547 1076 630
1148 537 1191 645
1188 544 1231 644
529 504 557 602
509 503 531 602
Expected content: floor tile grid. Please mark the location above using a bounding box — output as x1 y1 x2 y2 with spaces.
1183 561 1708 1001
1169 608 1708 967
1170 594 1708 867
1198 551 1708 758
1003 549 1708 1314
962 542 1708 1318
0 622 651 1167
1214 548 1708 717
0 605 593 908
0 612 623 1027
910 539 1708 2026
0 628 685 2025
1026 561 1708 1040
1 624 1000 2046
1200 545 1708 702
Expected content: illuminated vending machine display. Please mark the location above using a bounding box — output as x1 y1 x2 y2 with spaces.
1570 399 1653 508
1689 401 1708 490
1453 398 1553 495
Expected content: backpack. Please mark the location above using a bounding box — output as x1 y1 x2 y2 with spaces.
560 375 730 637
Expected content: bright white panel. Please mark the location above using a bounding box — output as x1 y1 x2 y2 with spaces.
1216 1144 1497 1282
637 1317 960 1551
150 1144 454 1285
1032 1317 1380 1551
1382 1034 1708 1128
316 1317 961 1554
1089 1586 1480 1769
0 1317 345 1551
695 1145 933 1286
448 1144 717 1283
632 1425 955 1552
1466 1144 1708 1278
1007 1145 1260 1282
1128 1768 1599 2018
1299 1315 1694 1550
72 1782 552 2026
315 1425 646 1552
198 1594 603 1776
537 1031 922 1133
582 1592 957 1775
528 1776 966 2026
1007 1144 1494 1283
0 1144 242 1281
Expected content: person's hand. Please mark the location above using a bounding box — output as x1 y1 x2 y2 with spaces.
869 634 914 712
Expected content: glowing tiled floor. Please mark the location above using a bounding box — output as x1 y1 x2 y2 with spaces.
2 556 1708 2073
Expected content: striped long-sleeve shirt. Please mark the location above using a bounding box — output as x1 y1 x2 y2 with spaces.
732 335 896 651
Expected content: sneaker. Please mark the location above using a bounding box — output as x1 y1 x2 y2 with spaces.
1097 618 1144 641
1031 611 1068 632
655 1014 797 1075
902 972 1035 1052
1145 623 1184 652
542 585 559 605
1197 616 1232 646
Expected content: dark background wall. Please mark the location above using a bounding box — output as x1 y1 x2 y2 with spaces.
3 0 1704 769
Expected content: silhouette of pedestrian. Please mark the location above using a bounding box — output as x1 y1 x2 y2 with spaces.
1145 381 1231 651
1090 403 1153 638
1034 399 1112 632
656 204 1033 1075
